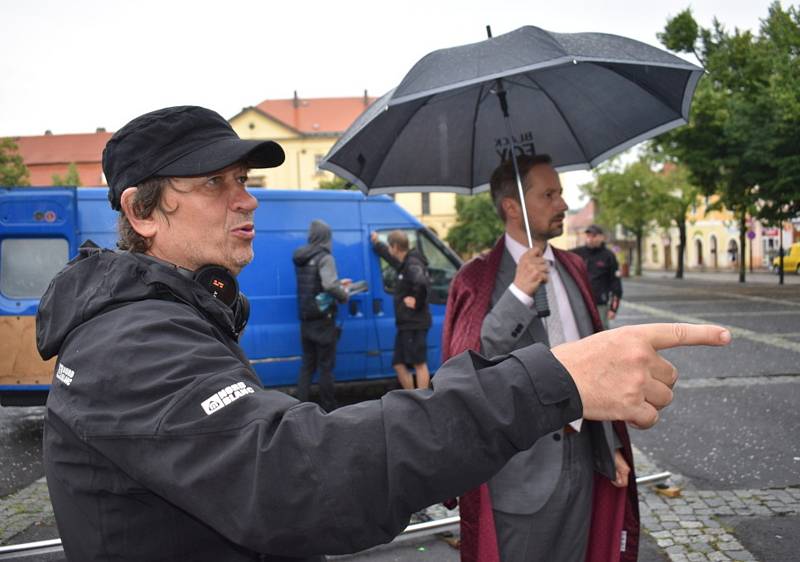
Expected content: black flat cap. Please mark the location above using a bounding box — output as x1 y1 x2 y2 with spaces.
585 224 604 235
102 106 285 210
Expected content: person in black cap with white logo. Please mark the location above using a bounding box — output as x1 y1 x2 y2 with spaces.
36 106 727 562
571 225 623 329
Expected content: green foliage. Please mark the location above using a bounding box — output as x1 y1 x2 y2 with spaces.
318 175 354 190
582 155 671 275
653 2 800 280
647 158 701 278
657 9 700 55
445 193 504 257
52 162 82 186
0 138 30 186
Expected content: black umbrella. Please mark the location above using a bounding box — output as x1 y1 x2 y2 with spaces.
321 25 703 315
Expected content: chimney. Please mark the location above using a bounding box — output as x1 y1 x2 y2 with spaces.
44 130 52 135
293 90 300 108
96 127 106 133
363 89 369 106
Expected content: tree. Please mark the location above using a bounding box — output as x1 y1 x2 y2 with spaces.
654 3 800 282
0 138 30 186
582 157 665 276
52 162 82 186
445 193 504 258
746 5 800 226
648 159 702 279
318 175 354 190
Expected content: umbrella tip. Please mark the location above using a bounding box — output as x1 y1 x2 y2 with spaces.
486 25 493 38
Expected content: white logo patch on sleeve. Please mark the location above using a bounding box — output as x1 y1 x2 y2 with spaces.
55 363 75 386
201 382 255 415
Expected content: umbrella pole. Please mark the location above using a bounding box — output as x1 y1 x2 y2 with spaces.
495 80 550 318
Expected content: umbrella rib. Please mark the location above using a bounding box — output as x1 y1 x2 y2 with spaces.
519 73 592 165
598 63 685 119
468 83 486 192
369 96 436 189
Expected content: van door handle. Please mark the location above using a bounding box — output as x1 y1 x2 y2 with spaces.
349 300 361 316
373 299 383 315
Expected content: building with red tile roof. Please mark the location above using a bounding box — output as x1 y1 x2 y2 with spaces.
12 130 111 186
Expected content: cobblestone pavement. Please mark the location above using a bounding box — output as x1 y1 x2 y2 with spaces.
2 455 798 562
0 477 53 546
633 445 799 562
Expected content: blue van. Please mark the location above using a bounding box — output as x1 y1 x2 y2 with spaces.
0 187 462 405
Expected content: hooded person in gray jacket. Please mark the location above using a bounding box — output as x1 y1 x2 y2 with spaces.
293 220 350 411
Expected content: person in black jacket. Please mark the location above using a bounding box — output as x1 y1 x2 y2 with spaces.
571 224 623 329
293 220 350 411
36 105 725 562
371 230 431 390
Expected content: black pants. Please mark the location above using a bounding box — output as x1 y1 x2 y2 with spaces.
297 318 338 412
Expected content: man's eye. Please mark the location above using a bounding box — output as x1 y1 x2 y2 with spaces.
207 176 222 186
238 175 249 184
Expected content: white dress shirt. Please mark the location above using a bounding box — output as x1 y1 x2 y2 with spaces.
505 233 584 431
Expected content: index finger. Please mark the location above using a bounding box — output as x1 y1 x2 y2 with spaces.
632 323 732 350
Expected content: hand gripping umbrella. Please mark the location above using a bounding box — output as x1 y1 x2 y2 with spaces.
321 25 703 316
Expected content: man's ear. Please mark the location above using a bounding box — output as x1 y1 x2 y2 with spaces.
120 187 158 239
501 197 520 221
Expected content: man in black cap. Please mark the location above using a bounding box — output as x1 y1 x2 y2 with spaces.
572 225 623 329
37 105 728 562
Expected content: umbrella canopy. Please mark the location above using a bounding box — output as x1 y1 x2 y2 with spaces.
320 25 703 194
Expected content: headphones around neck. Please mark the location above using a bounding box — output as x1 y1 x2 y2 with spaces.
138 254 250 339
190 265 250 339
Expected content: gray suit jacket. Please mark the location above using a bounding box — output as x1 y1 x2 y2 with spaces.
480 248 618 514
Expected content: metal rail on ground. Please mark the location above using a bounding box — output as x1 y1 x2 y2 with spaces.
0 472 671 558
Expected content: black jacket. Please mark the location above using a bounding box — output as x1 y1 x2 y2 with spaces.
373 243 432 330
37 248 581 561
571 243 623 310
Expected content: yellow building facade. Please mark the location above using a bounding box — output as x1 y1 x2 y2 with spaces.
230 108 337 189
640 196 788 272
229 96 459 238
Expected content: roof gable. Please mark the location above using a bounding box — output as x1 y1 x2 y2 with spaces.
251 96 376 135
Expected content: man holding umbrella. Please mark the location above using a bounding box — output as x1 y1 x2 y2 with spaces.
442 154 637 562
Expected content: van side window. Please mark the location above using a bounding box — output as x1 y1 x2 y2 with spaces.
1 238 69 299
417 230 460 305
375 229 418 294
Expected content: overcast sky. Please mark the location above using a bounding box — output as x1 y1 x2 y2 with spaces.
0 0 783 204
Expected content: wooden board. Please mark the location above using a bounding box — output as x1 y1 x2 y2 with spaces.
0 316 55 385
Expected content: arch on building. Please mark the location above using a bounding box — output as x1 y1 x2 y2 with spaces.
727 239 738 265
710 235 718 269
695 238 704 267
663 238 672 270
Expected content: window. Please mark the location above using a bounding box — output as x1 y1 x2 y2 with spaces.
421 192 431 216
418 231 460 304
651 243 659 264
248 175 266 187
1 238 69 298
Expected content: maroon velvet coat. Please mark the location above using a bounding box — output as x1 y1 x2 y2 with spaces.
442 237 640 562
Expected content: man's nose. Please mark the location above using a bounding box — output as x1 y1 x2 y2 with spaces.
232 184 258 212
